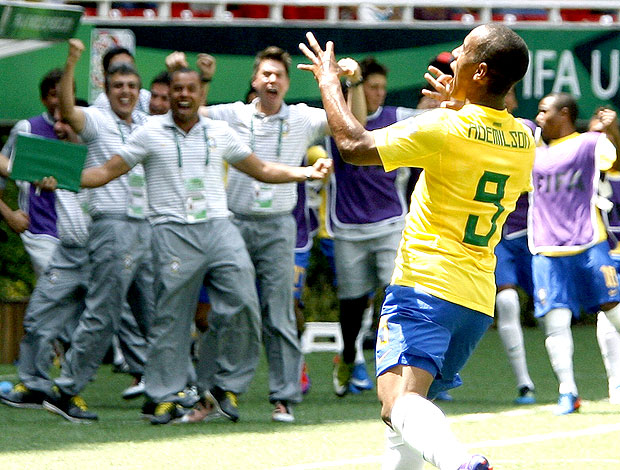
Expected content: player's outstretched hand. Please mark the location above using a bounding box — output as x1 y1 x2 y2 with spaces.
298 32 341 87
598 108 618 132
309 157 333 180
166 51 189 72
337 57 361 81
197 53 216 81
67 38 85 64
422 65 464 110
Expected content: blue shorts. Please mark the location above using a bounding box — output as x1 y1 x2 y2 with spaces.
375 285 493 399
198 285 210 304
495 235 533 296
319 238 337 284
533 241 620 318
294 250 311 301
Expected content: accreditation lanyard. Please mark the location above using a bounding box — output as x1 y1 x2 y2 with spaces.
172 126 210 168
117 122 126 144
250 115 284 160
172 126 211 223
118 121 147 219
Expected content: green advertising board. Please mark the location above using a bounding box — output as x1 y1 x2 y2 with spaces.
0 0 83 41
1 22 620 125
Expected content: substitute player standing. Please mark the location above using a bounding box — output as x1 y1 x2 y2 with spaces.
531 93 620 414
299 24 533 470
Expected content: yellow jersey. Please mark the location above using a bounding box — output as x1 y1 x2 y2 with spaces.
373 104 535 316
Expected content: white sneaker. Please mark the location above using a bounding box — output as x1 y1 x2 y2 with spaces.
122 377 145 400
272 401 294 423
609 385 620 405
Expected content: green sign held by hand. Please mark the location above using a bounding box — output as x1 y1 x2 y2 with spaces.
0 0 83 41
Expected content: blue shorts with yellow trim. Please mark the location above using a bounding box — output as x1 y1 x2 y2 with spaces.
294 250 311 301
375 285 493 399
533 241 620 318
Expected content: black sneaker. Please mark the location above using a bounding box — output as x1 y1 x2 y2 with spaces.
0 383 49 409
205 386 239 422
43 390 98 423
514 386 536 405
150 401 186 425
141 400 156 419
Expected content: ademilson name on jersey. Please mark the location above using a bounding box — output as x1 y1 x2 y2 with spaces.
467 124 531 149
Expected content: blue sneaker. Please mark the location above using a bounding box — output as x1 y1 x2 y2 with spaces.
554 393 581 415
514 386 536 405
349 363 373 391
458 454 493 470
348 383 362 394
435 390 454 402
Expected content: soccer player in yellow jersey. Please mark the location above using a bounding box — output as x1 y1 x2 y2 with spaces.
300 24 533 470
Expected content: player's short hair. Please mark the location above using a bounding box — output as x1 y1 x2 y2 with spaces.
546 92 579 124
472 24 529 96
150 70 171 88
104 63 141 93
169 67 200 83
253 46 291 78
102 47 134 74
360 57 388 80
40 68 63 99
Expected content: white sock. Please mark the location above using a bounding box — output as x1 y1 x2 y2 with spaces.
382 425 425 470
355 303 374 364
603 303 620 333
390 394 469 470
543 308 577 395
597 312 620 392
496 288 534 390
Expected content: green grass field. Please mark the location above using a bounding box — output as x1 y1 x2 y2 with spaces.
1 325 619 469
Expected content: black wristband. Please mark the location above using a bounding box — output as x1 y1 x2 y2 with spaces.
345 79 363 88
201 77 212 83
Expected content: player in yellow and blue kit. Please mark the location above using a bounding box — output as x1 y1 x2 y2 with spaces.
300 24 533 470
589 107 620 406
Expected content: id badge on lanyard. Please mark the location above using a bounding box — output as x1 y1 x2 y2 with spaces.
127 171 147 219
118 124 148 219
174 126 211 223
252 181 274 209
250 115 284 211
185 177 207 223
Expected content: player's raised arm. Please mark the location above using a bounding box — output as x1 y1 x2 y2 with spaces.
59 39 87 134
298 33 379 166
197 53 216 106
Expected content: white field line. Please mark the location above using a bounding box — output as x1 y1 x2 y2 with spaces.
272 419 620 470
